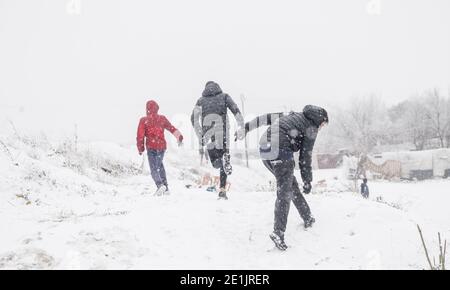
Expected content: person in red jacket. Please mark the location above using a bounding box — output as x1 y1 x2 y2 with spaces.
137 100 183 196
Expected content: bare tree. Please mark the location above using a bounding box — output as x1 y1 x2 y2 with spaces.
424 89 450 148
446 95 450 148
315 89 449 154
403 99 434 150
333 95 390 154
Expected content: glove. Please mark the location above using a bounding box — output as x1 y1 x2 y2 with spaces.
303 183 312 194
139 151 143 156
178 134 184 146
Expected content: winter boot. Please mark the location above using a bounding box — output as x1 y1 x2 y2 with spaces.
223 153 232 175
304 217 316 229
269 231 288 251
218 188 228 200
163 186 170 195
154 185 167 196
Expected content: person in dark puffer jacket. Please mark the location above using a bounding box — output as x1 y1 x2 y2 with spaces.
361 178 369 199
191 81 245 200
242 105 329 250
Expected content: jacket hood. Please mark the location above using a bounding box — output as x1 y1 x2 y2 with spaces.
303 105 329 127
202 81 223 97
146 100 159 115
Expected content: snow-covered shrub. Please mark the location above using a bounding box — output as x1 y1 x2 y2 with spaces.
0 248 55 270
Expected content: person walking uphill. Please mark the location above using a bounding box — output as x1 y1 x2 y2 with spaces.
137 100 184 196
191 81 245 200
242 105 328 250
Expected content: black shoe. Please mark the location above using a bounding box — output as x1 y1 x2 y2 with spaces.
269 231 288 251
218 190 228 200
223 153 232 175
304 217 315 229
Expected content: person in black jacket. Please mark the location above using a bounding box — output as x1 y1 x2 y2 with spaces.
361 178 369 199
191 81 245 200
242 105 328 250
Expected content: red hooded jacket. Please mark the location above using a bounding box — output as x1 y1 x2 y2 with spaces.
137 100 183 152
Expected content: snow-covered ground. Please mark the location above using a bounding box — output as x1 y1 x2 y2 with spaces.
1 133 449 270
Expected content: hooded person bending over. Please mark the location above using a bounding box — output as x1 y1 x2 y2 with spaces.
191 81 245 200
242 105 328 250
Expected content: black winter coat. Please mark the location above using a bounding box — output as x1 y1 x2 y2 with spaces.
191 82 244 147
244 105 328 184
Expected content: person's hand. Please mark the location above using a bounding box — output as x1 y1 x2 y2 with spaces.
303 183 312 194
178 135 184 146
139 151 143 156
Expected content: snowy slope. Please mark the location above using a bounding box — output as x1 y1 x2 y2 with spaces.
0 133 449 270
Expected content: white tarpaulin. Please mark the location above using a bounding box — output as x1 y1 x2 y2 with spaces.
370 149 450 179
432 149 450 177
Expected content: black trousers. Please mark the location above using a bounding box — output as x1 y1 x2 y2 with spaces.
263 159 312 234
207 136 228 189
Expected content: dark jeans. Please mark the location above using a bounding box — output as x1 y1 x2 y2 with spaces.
206 135 228 189
147 149 167 188
263 159 312 234
207 148 227 189
361 184 369 198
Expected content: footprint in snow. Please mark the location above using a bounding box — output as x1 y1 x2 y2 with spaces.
0 248 55 270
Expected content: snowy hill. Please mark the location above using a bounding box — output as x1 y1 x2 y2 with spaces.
1 133 449 269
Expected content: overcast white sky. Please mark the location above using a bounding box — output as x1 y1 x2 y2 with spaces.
0 0 449 143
